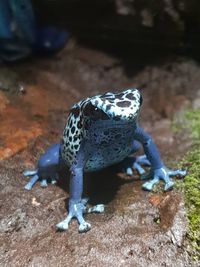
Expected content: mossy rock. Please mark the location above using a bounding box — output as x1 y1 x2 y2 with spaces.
175 110 200 261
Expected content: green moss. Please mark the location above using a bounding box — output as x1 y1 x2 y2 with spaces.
180 148 200 254
185 110 200 140
175 110 200 260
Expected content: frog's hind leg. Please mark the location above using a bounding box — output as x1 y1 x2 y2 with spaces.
124 141 151 177
23 170 39 190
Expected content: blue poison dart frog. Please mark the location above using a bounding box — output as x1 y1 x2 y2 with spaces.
0 0 69 62
23 89 186 233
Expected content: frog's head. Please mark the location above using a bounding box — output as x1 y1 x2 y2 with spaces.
82 89 142 124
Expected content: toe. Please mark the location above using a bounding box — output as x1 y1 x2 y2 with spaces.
142 182 154 191
88 204 105 213
78 222 91 233
56 220 69 231
164 181 174 191
126 167 133 176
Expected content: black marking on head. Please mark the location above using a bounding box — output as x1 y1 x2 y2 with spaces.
116 101 131 107
126 93 136 100
116 93 125 100
106 104 112 112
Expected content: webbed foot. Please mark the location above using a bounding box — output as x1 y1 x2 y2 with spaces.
56 199 91 233
56 199 105 233
142 167 186 191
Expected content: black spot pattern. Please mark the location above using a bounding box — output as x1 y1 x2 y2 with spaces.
71 107 80 118
116 101 131 107
126 93 136 100
71 126 75 134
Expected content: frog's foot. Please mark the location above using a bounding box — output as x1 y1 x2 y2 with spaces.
40 176 57 187
142 167 174 191
124 155 151 177
23 170 39 190
142 167 186 192
142 177 174 191
56 199 91 233
87 204 105 214
40 179 48 188
23 170 58 190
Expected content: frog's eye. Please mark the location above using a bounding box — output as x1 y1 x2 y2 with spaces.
83 103 97 116
84 103 109 120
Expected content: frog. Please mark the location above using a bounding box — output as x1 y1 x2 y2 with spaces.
54 88 186 233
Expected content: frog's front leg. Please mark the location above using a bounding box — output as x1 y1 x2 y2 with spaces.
134 127 186 191
56 148 91 233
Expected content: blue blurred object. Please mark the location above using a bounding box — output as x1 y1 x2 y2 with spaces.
0 0 12 39
34 26 70 53
9 0 36 44
0 0 69 62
